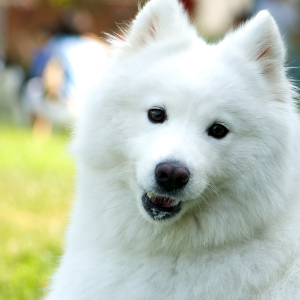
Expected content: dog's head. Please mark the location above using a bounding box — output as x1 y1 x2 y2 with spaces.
72 0 299 250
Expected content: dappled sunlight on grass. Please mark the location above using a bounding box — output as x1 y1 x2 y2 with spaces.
0 126 74 300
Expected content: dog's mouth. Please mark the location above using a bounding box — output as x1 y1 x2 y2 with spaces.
142 192 181 221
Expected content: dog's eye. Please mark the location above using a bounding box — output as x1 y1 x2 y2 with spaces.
208 123 229 139
148 108 166 124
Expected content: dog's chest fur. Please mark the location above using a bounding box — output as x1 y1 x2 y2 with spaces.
54 242 300 300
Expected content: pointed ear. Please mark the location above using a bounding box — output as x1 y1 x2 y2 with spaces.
112 0 196 49
223 10 286 80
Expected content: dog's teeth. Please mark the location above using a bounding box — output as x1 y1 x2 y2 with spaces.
147 192 153 199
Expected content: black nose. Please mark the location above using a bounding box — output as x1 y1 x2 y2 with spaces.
155 162 190 192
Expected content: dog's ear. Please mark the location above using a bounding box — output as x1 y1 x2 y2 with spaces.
223 11 285 80
110 0 196 50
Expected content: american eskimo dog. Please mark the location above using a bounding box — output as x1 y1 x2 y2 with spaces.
44 0 300 299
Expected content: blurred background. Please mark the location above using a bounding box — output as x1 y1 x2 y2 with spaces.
0 0 299 299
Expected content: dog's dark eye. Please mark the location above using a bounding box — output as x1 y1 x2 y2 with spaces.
148 108 166 124
208 123 229 139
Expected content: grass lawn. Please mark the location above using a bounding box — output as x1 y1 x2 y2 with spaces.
0 126 74 300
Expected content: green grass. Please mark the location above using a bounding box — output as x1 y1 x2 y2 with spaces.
0 126 74 300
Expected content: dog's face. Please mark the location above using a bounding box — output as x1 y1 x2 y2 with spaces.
122 46 290 224
73 0 296 248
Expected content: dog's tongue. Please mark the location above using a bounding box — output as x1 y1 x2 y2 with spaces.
153 196 175 208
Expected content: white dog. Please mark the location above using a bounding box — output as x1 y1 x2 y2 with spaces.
44 0 300 299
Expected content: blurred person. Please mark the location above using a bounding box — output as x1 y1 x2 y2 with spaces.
193 0 254 38
22 9 109 137
0 64 25 124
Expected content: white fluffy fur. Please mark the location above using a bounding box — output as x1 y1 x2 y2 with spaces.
44 0 300 299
